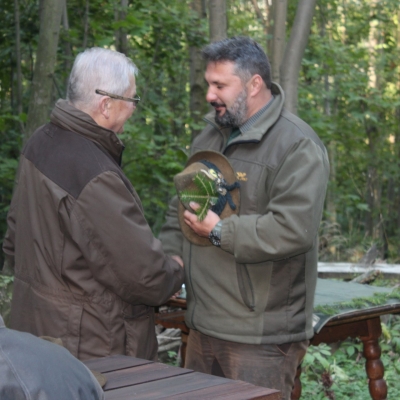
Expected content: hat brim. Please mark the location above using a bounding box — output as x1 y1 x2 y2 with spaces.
175 150 240 246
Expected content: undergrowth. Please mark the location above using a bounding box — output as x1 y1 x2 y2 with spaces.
301 316 400 399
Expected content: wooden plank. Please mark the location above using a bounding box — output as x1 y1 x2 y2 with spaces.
105 372 232 400
103 363 193 390
163 381 280 400
83 355 151 373
317 262 400 279
312 318 370 345
322 303 400 326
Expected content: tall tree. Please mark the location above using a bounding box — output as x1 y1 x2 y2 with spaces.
115 0 128 55
209 0 226 42
396 9 400 252
280 0 317 114
61 0 72 91
250 0 272 55
14 0 23 118
189 0 208 140
82 0 89 48
25 0 63 140
270 0 287 82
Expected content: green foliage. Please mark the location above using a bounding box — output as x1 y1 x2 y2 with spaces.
0 123 22 266
179 173 219 221
120 119 188 234
301 0 400 261
302 317 400 399
1 0 400 263
165 350 180 367
0 274 13 325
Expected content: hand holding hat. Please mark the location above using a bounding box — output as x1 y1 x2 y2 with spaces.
183 202 221 238
174 150 240 246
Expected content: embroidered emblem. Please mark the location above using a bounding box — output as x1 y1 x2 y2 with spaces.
236 172 248 181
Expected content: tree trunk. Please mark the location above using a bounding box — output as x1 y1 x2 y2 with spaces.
397 9 400 257
270 0 287 83
364 1 383 243
209 0 226 42
25 0 63 141
396 109 400 259
250 0 269 52
62 0 72 91
280 0 317 114
189 0 207 141
320 9 336 225
115 0 128 55
14 0 23 117
82 0 89 48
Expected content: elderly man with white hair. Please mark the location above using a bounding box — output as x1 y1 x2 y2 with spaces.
3 48 184 361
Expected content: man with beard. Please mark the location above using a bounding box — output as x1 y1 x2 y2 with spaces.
160 36 329 399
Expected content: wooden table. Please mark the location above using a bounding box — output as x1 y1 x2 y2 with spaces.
83 354 280 399
155 280 400 400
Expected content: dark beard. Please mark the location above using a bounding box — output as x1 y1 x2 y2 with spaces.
213 89 248 128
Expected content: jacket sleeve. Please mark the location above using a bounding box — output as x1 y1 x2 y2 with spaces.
158 195 184 257
69 171 184 306
221 138 330 264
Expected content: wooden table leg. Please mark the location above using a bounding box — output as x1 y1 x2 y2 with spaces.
360 317 387 400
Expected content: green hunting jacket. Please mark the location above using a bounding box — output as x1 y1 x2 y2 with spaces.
160 83 330 345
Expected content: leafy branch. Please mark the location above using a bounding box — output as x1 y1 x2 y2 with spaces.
178 173 219 221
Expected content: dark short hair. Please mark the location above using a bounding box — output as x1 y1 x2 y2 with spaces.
202 36 272 89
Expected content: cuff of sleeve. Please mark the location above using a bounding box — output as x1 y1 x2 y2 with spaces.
220 215 237 254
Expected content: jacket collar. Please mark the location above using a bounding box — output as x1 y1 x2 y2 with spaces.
203 82 285 144
50 99 125 164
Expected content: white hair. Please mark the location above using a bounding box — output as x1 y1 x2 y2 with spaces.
67 47 138 110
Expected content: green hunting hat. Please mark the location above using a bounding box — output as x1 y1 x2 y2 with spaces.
174 150 240 246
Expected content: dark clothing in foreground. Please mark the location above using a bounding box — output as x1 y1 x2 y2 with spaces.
3 100 184 361
0 315 104 400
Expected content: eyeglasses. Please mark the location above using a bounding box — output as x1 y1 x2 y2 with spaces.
95 89 141 105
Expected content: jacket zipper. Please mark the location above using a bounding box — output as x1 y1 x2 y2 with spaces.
187 243 197 329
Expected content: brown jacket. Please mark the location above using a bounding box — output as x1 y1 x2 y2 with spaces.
3 100 184 361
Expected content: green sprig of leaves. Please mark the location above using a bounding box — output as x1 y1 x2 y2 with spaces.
179 173 219 221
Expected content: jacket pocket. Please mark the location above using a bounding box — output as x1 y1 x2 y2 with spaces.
236 263 255 311
122 304 157 361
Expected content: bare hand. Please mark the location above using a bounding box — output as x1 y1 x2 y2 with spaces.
170 290 181 299
183 202 220 238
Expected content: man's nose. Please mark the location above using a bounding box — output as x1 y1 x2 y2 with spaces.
206 88 217 103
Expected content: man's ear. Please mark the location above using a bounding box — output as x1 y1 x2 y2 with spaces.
99 97 111 119
248 74 264 97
